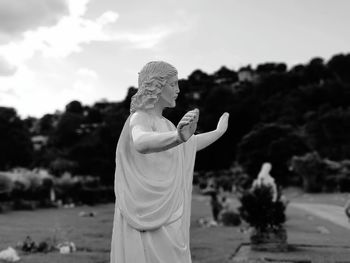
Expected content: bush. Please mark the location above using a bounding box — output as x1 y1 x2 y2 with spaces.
215 175 233 191
338 176 350 192
290 152 350 192
290 152 327 192
13 199 38 210
239 184 286 231
78 186 115 205
55 173 114 205
237 123 309 186
219 211 241 226
0 173 13 200
0 169 114 212
230 163 251 191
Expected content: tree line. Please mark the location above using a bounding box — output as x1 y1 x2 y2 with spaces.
1 53 350 187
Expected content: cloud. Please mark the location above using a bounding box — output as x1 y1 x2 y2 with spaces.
0 0 189 67
0 0 68 37
0 87 17 97
0 56 17 76
116 27 173 49
0 0 189 117
0 0 119 65
58 67 100 107
76 68 98 79
0 63 101 117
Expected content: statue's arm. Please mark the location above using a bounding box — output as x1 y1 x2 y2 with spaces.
130 112 183 154
195 112 229 152
130 110 199 154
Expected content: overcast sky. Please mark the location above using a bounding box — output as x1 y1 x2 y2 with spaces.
0 0 349 118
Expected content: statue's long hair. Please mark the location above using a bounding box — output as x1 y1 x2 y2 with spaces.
130 61 178 114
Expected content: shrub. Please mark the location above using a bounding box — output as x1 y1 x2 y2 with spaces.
237 123 309 186
54 173 114 205
338 176 350 192
239 184 286 231
0 173 13 200
290 152 350 192
290 152 327 192
220 211 241 226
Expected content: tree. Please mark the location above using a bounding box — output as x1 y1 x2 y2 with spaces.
305 107 350 160
50 112 83 148
37 114 57 135
0 107 33 169
327 54 350 83
239 185 286 231
237 123 310 185
65 100 84 115
195 85 236 170
213 66 238 85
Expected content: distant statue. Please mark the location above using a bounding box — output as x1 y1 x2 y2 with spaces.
252 162 278 202
110 61 229 263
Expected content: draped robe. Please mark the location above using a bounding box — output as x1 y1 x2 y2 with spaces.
110 113 197 263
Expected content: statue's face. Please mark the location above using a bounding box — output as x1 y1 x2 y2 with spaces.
159 75 179 108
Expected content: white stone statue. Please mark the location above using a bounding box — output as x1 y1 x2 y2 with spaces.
252 162 278 202
110 61 229 263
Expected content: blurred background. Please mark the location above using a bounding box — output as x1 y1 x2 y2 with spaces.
1 0 350 262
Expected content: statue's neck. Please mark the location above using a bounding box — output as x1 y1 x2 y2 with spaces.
146 103 164 118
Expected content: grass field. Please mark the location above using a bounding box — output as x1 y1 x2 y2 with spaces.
2 188 350 263
0 194 246 263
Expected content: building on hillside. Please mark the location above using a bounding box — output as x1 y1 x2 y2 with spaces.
238 66 259 83
31 135 48 151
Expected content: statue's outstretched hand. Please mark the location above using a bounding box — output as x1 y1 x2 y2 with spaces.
216 112 229 135
177 109 199 142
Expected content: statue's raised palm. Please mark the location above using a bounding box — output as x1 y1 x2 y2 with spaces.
177 109 199 142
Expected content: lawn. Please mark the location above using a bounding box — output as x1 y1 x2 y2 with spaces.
0 194 246 263
3 188 350 263
283 187 350 207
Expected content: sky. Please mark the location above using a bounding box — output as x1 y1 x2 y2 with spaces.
0 0 349 118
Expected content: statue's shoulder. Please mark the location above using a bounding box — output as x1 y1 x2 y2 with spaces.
130 111 153 129
163 117 176 130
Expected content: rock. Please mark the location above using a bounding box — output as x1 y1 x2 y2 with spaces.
0 247 20 262
57 242 76 254
79 211 96 217
316 226 330 234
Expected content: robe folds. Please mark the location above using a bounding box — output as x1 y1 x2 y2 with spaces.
110 114 197 263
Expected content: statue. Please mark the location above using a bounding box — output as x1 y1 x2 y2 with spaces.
110 61 229 263
251 162 278 202
240 162 288 252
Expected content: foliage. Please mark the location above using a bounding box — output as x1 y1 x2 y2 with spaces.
305 107 350 160
3 52 350 191
290 152 350 192
49 158 78 176
239 184 286 231
54 173 114 205
237 123 309 185
219 210 241 226
0 169 114 212
0 107 33 169
0 173 14 193
290 152 328 192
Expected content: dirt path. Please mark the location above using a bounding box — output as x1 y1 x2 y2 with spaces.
290 202 350 230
